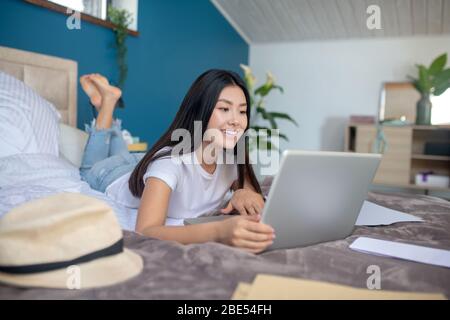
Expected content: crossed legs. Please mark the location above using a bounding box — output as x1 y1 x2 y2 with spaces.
79 74 129 179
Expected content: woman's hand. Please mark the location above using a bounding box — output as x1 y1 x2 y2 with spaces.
220 189 265 216
216 215 275 253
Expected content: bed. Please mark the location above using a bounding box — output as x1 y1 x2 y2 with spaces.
0 46 449 299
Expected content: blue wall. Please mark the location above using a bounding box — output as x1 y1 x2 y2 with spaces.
0 0 248 145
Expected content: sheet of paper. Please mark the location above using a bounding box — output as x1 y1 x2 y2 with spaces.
355 201 423 226
350 237 450 268
241 274 445 300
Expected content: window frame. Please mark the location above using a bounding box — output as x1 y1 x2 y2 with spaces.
24 0 139 37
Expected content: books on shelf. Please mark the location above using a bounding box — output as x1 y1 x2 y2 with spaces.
349 115 376 124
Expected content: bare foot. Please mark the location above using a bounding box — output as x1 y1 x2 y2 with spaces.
80 75 102 111
89 74 122 105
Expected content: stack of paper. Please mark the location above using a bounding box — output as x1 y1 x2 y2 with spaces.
231 274 446 300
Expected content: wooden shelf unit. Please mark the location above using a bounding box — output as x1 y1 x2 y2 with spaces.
411 154 450 161
345 124 450 193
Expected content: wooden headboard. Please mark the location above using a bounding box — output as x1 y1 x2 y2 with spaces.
0 46 78 127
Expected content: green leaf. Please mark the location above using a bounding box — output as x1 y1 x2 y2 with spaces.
251 126 275 141
272 85 284 94
254 84 284 97
265 112 298 126
257 107 278 129
429 54 447 76
256 136 277 151
418 65 431 93
418 65 428 81
432 68 450 86
431 68 450 95
412 80 422 93
108 5 132 92
433 82 450 96
254 84 270 97
250 126 272 136
278 133 289 142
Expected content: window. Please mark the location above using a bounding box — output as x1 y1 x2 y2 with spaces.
25 0 139 35
49 0 86 13
49 0 108 20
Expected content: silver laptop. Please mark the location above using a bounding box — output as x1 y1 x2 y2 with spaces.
184 150 381 251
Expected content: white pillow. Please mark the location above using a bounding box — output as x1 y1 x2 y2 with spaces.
58 123 88 168
0 71 61 158
0 103 38 158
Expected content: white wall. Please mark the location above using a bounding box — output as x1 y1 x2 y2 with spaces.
249 35 450 152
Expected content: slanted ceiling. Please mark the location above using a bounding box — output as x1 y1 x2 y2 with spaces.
212 0 450 43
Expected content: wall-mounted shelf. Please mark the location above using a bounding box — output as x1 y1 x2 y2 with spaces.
411 154 450 161
375 182 450 192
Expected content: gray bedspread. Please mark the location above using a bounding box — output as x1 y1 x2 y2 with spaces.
1 179 449 299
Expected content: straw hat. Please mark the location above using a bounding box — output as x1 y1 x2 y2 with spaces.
0 192 143 289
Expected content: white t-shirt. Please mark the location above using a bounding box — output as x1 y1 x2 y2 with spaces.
105 148 238 227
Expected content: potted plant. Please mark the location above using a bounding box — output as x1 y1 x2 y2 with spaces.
240 64 298 151
409 53 450 125
108 6 133 108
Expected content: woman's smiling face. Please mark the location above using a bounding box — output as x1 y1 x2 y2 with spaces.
205 85 248 150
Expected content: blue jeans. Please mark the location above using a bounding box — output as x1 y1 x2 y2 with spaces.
80 119 145 193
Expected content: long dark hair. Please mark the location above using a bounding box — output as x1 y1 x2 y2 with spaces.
129 69 262 198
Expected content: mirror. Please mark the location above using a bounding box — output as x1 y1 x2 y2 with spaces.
380 82 450 125
431 89 450 125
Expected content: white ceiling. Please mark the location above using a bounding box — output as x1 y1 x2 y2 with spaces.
212 0 450 44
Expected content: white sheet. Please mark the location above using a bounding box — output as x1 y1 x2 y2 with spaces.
355 201 423 226
350 237 450 268
0 153 136 230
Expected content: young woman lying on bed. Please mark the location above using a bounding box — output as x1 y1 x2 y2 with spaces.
79 71 275 253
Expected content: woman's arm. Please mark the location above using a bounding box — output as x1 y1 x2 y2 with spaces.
225 172 264 215
136 177 274 252
136 177 221 244
142 223 222 245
